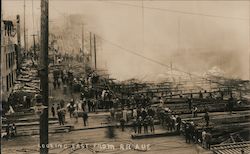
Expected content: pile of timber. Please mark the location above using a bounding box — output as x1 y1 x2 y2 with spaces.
211 141 250 154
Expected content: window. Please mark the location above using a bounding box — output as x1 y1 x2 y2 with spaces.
6 75 9 91
8 53 11 68
10 73 12 87
6 54 8 69
10 53 12 67
11 72 14 86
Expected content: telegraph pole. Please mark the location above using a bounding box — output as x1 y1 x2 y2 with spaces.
89 32 92 65
82 24 84 53
94 34 97 70
16 15 21 73
40 0 49 153
24 0 26 52
31 34 37 59
0 0 2 151
81 24 84 63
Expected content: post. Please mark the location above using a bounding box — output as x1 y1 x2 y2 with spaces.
94 34 97 70
0 0 2 151
81 24 84 65
40 0 49 153
16 15 21 74
24 0 26 52
82 24 84 54
31 34 37 60
89 32 92 65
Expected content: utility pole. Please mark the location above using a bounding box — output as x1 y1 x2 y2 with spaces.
81 24 84 64
82 24 84 53
16 15 21 73
94 34 97 70
31 34 37 60
27 29 28 51
0 0 2 151
24 0 26 52
40 0 49 153
89 32 92 65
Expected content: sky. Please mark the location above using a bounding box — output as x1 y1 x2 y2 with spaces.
3 0 250 81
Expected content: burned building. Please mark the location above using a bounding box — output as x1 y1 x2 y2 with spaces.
0 20 17 103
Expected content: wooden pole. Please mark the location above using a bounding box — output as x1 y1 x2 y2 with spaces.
40 0 49 153
89 32 92 65
94 34 97 70
0 0 2 151
24 0 26 52
31 34 37 59
16 15 21 73
82 24 84 64
82 24 84 53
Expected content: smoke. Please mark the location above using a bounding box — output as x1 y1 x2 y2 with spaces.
6 1 249 81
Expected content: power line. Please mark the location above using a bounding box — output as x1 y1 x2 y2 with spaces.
107 1 249 21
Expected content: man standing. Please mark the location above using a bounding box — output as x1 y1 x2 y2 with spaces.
228 96 234 114
110 107 115 120
120 118 125 132
57 109 63 125
51 104 55 117
176 115 182 133
149 116 155 133
192 106 198 118
122 108 128 122
132 108 137 119
202 129 207 148
5 123 10 139
82 110 88 126
132 118 137 134
204 111 210 127
137 116 143 134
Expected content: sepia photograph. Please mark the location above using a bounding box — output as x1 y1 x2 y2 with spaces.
1 0 250 153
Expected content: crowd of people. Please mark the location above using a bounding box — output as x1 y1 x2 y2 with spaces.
48 56 243 151
184 121 212 149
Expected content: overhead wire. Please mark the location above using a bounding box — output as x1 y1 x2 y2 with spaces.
106 1 249 21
